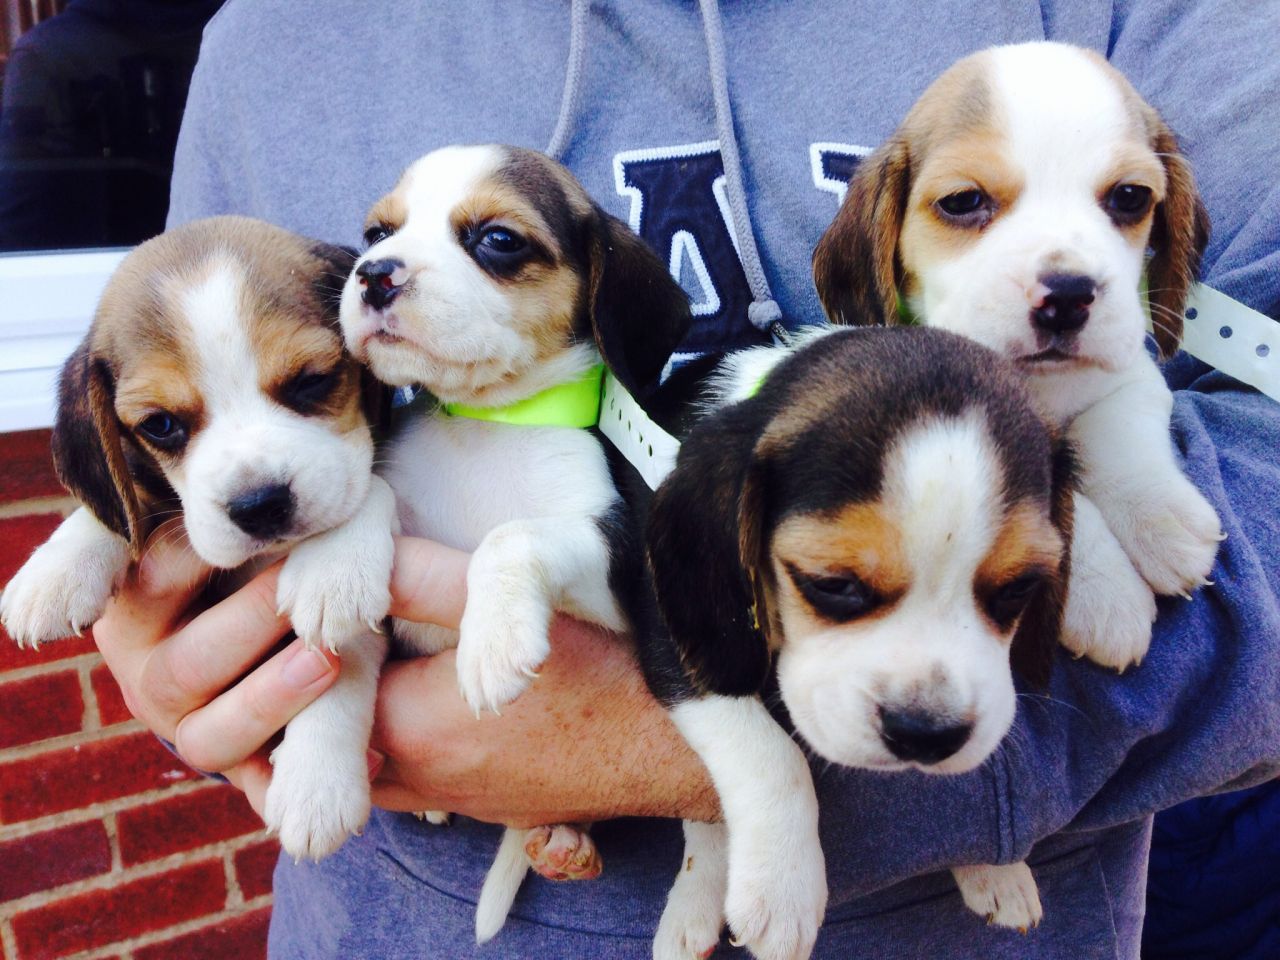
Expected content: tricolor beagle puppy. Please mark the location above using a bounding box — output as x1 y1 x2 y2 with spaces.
813 41 1222 671
639 326 1073 959
337 145 694 944
0 216 398 861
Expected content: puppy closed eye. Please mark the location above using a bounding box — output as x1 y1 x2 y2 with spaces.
981 573 1044 631
280 368 341 413
789 565 884 622
135 411 188 451
934 188 995 229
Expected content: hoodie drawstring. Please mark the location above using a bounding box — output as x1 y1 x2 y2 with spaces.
545 0 590 160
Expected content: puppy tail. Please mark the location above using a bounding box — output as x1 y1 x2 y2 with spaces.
475 827 529 944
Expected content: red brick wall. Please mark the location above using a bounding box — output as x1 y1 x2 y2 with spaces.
0 430 275 960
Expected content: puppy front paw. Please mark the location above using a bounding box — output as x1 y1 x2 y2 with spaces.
0 532 127 647
1061 507 1157 671
724 837 827 960
455 592 551 714
1109 478 1221 597
265 737 371 861
277 532 393 653
952 862 1043 932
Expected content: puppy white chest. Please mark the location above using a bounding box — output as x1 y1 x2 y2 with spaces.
382 412 619 549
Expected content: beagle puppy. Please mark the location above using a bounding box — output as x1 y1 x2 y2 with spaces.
337 145 694 944
639 326 1073 959
0 216 398 861
813 41 1222 671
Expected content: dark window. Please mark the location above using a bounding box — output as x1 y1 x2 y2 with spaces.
0 0 223 253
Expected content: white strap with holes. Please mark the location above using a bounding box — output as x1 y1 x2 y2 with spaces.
599 371 681 490
602 285 1276 490
1179 284 1279 402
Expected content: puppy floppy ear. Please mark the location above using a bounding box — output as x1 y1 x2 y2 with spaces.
1009 441 1077 690
1146 121 1210 359
647 411 772 697
51 341 143 556
587 208 692 397
812 137 911 327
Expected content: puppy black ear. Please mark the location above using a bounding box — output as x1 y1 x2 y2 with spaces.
51 341 143 556
309 242 359 317
1009 441 1077 690
812 137 910 327
587 208 692 398
647 411 772 697
1146 121 1210 359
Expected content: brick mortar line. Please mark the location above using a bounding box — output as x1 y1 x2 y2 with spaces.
0 650 105 686
0 715 145 765
61 894 274 960
1 918 17 959
0 777 215 843
78 660 102 733
0 830 273 917
223 853 244 909
105 810 122 873
0 495 77 520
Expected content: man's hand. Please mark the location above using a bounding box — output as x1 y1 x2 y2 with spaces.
93 536 717 826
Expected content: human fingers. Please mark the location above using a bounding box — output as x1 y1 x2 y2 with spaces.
172 637 339 771
387 536 469 630
125 565 298 738
93 538 211 665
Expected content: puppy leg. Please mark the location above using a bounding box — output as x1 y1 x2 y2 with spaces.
456 516 623 714
654 820 728 960
1 507 131 647
1070 359 1221 596
1060 492 1157 671
670 695 827 960
277 476 397 653
524 823 602 880
264 629 388 860
951 862 1043 932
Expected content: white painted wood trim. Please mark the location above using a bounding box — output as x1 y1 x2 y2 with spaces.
0 250 126 433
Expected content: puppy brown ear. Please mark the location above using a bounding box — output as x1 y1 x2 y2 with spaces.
588 208 692 397
1009 441 1077 690
647 410 772 698
812 137 910 327
1146 123 1210 359
51 341 143 555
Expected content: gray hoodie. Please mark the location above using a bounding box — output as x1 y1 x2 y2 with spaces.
168 1 1280 957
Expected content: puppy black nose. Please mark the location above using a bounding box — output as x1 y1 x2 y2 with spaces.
226 483 295 539
357 257 405 310
878 705 973 765
1031 272 1095 334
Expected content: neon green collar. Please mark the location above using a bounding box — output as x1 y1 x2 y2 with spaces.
440 364 604 428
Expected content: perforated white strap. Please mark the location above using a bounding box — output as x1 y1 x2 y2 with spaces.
1178 284 1279 402
599 372 681 490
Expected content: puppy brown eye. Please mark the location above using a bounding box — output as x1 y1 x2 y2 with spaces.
137 412 187 451
479 227 526 254
282 368 340 412
363 225 392 248
793 570 881 622
985 574 1043 631
1104 184 1153 222
935 189 993 227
